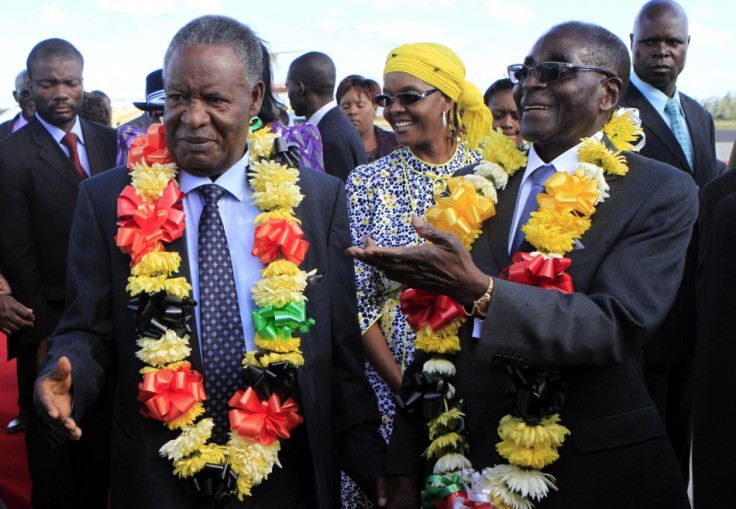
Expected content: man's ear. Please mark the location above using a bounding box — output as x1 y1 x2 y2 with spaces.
249 81 265 118
297 81 305 96
600 77 623 113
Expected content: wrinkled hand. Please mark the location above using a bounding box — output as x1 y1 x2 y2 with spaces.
374 476 388 508
34 356 81 441
387 475 420 509
346 216 488 307
0 273 11 295
0 294 34 334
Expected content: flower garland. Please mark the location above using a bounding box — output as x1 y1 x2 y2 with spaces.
116 123 314 502
398 110 642 508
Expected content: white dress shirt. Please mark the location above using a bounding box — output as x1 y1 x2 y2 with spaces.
630 72 691 140
36 114 91 176
307 100 336 126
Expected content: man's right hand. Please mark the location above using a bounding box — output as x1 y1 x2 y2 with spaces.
0 273 34 334
34 356 82 441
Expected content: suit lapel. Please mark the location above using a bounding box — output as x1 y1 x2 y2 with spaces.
28 117 83 189
626 85 689 170
169 227 203 372
80 119 107 176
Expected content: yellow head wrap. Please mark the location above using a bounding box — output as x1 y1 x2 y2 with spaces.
384 42 492 149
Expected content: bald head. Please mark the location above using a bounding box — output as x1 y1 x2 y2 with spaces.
631 0 690 96
12 69 35 120
286 52 336 117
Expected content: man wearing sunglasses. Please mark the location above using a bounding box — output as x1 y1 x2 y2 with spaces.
619 1 724 489
0 70 36 139
349 21 696 509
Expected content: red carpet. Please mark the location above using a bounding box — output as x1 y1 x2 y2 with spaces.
0 333 32 509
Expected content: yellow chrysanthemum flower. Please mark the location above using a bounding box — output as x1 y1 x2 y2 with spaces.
427 408 465 437
537 171 599 217
496 439 560 470
424 432 465 458
480 128 528 175
130 163 178 202
172 443 227 478
131 250 181 277
166 402 206 430
254 209 299 227
139 360 189 375
414 319 463 354
248 160 299 192
252 182 304 211
252 263 310 308
126 275 191 299
255 335 301 353
257 351 305 367
228 435 282 500
497 414 570 449
136 329 191 366
578 138 629 176
159 418 214 460
247 129 278 159
523 209 591 255
603 110 643 152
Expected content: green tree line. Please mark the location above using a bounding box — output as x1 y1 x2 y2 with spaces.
703 92 736 120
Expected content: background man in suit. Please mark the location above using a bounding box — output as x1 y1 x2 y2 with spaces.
349 21 697 509
286 52 367 180
0 38 116 508
0 70 36 139
619 0 722 481
33 16 386 508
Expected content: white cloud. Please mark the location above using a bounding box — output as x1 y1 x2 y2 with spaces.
690 20 733 46
40 3 69 24
369 0 454 9
483 0 534 25
96 0 179 14
696 7 713 20
183 0 221 13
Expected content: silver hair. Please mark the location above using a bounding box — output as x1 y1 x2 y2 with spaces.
163 15 263 89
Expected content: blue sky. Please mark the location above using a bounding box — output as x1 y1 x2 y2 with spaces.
0 0 733 111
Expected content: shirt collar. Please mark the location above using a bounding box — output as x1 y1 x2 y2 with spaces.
36 114 85 145
524 137 587 180
178 150 250 201
630 72 684 118
307 100 336 126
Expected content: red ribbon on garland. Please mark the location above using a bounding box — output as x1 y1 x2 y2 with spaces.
128 123 172 168
137 362 206 422
251 219 309 265
116 180 186 265
400 288 466 332
228 387 304 446
500 252 574 293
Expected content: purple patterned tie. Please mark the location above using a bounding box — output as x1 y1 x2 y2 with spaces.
197 184 244 443
511 164 557 254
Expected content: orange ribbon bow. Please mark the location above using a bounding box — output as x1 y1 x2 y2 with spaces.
228 387 304 446
137 362 206 422
251 218 309 266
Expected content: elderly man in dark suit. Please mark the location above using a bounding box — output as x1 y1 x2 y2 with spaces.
0 38 116 508
619 0 722 482
33 16 386 509
0 70 36 139
349 21 696 509
286 52 367 181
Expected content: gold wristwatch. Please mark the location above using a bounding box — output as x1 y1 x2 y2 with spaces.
465 276 494 318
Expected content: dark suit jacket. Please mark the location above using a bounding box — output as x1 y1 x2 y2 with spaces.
620 83 719 364
0 113 20 139
317 106 367 181
388 152 697 508
42 165 384 508
0 116 116 353
693 168 736 508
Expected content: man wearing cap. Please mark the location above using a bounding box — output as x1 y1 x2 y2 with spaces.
124 68 164 129
0 38 116 508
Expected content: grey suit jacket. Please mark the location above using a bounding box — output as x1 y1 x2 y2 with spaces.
43 164 384 508
388 151 697 508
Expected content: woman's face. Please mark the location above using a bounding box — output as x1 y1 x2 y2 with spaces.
339 87 377 136
382 71 451 151
488 89 523 147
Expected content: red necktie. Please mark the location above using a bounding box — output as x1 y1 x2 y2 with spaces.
60 132 88 179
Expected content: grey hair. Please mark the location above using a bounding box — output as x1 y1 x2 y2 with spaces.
163 15 263 89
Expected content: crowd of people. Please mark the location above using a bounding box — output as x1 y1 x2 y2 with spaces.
0 1 733 508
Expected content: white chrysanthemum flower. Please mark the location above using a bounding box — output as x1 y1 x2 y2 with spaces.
474 161 508 190
433 452 472 475
487 481 535 509
446 382 455 400
159 418 213 460
136 329 191 366
573 162 609 204
464 174 498 204
423 357 456 377
482 464 557 501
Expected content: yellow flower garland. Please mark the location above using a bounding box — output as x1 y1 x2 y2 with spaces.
416 111 640 507
123 125 312 501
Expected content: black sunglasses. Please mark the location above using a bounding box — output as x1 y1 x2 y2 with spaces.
375 88 439 108
507 62 616 85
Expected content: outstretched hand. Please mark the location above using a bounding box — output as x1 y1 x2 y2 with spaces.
345 216 489 307
34 356 82 441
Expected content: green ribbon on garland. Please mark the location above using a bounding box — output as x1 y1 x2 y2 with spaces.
252 302 315 340
420 474 464 508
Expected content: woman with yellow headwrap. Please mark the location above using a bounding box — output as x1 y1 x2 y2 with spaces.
343 42 492 507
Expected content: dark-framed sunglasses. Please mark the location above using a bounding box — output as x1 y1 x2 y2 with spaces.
375 88 439 108
507 62 616 85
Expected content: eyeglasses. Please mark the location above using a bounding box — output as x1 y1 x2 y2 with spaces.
507 62 616 85
375 88 439 108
